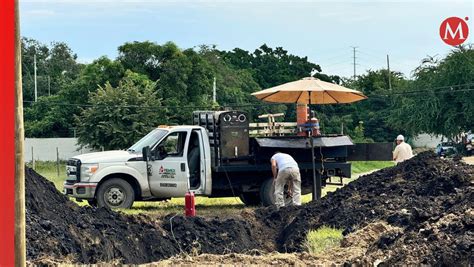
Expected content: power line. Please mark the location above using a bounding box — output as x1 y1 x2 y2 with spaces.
22 83 474 110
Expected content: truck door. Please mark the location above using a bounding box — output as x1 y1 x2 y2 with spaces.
188 129 209 194
148 129 190 198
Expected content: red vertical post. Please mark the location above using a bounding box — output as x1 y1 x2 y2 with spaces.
0 0 16 265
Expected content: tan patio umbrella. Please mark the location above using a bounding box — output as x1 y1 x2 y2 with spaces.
251 77 367 201
251 77 367 104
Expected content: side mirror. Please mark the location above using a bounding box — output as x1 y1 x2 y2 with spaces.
142 146 151 162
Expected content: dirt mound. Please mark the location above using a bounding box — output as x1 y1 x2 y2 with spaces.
276 152 473 265
161 214 260 255
26 152 473 265
26 168 180 264
26 168 262 264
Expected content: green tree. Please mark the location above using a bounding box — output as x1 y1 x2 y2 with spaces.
21 38 81 101
24 95 73 137
347 69 409 142
76 71 166 150
24 56 126 137
390 46 474 138
157 48 214 124
118 41 180 81
222 44 322 89
198 45 286 121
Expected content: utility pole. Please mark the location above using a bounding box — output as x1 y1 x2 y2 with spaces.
15 0 26 264
387 54 392 90
212 76 217 104
34 53 37 101
351 46 358 80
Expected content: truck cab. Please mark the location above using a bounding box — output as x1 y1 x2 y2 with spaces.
64 125 212 208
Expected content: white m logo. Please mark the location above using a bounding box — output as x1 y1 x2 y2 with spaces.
443 21 466 40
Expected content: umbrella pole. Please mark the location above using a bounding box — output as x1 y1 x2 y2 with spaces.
308 91 321 201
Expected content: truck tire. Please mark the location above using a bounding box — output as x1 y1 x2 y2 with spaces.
260 178 275 206
96 178 135 209
260 178 292 207
239 192 261 206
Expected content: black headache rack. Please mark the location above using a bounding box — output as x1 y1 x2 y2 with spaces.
193 110 251 166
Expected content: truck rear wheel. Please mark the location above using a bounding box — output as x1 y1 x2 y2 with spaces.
260 178 292 207
96 178 135 209
239 192 261 206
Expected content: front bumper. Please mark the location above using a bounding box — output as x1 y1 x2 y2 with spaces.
63 182 98 199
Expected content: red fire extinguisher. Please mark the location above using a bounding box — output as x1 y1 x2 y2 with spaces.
185 190 196 217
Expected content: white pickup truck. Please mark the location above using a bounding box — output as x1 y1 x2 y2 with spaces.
64 110 356 209
64 125 214 208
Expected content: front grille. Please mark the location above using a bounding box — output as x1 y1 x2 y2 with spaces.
66 158 81 182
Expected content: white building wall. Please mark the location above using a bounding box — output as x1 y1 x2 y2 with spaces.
412 134 444 148
24 138 95 162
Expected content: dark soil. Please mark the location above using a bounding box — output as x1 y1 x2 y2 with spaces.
26 152 474 265
271 152 474 265
26 168 261 264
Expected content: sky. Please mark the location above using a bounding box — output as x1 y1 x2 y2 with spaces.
20 0 473 79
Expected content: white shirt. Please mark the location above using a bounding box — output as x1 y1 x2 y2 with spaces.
393 142 413 163
271 153 299 172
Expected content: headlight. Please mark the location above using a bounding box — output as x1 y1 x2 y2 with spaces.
81 163 99 180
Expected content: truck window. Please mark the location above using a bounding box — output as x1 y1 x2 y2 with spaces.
158 131 188 157
128 129 167 153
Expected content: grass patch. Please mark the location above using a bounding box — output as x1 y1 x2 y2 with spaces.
305 226 343 255
351 161 394 175
124 197 247 217
27 161 66 191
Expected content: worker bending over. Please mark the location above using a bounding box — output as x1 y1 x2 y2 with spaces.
271 152 301 208
393 135 413 163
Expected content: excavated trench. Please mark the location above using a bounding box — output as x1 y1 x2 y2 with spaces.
26 152 473 265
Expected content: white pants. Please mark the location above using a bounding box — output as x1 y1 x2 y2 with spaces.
274 167 301 208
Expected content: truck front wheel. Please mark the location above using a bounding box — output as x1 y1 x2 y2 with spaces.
96 178 135 209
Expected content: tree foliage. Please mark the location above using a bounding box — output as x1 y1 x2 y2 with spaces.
118 41 180 81
389 46 474 138
75 71 165 150
348 69 409 142
21 37 474 149
24 56 126 137
221 44 321 88
21 38 81 101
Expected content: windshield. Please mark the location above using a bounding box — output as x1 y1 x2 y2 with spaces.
128 129 168 153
